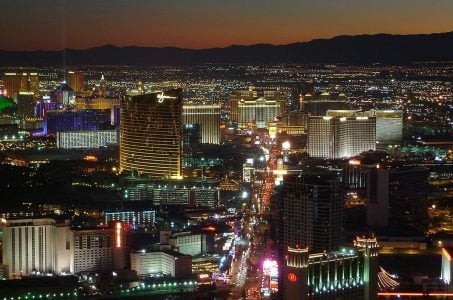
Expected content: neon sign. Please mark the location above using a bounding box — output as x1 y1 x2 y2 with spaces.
288 273 297 282
115 222 122 248
157 92 177 103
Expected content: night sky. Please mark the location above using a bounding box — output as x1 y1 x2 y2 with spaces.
1 0 452 51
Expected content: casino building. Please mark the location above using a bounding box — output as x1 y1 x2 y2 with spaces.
120 90 183 179
284 237 379 300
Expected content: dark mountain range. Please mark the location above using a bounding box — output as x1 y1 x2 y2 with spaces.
1 32 452 66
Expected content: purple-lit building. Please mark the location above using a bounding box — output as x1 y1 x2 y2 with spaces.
54 83 75 105
113 105 120 126
45 109 111 134
36 98 64 119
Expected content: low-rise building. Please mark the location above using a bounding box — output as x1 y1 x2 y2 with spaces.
1 218 73 279
73 223 128 274
56 130 117 149
167 232 203 256
104 210 155 228
130 250 192 278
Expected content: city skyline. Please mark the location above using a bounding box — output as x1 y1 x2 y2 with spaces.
0 1 451 297
0 63 451 298
0 0 452 50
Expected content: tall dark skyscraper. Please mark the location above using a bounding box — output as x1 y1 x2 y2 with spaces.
275 171 344 298
120 89 182 179
367 165 429 233
182 123 201 162
15 92 36 118
277 172 344 253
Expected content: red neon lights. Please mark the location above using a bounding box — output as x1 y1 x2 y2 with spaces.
115 222 122 248
377 292 453 297
288 273 297 282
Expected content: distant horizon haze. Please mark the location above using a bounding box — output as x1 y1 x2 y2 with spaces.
0 31 452 52
1 0 452 51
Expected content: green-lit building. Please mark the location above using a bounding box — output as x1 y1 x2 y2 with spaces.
0 95 16 113
284 237 379 300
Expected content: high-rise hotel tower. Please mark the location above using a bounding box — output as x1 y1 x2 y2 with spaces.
183 104 221 144
120 89 183 179
308 115 376 159
275 171 345 298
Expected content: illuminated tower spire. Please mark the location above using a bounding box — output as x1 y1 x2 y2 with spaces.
354 236 379 300
99 73 106 97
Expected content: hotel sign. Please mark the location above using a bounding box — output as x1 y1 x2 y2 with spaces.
157 91 177 103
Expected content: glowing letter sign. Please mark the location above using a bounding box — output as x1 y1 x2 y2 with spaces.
157 92 177 103
288 273 297 282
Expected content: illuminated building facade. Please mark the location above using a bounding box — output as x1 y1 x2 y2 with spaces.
152 182 219 207
73 228 114 274
325 109 402 146
1 72 39 98
36 98 63 119
326 109 403 145
120 90 182 179
277 125 305 136
343 159 369 189
300 92 349 115
243 161 254 183
123 183 153 201
262 259 279 296
1 73 24 97
167 232 203 256
104 210 156 228
74 97 120 125
183 104 221 144
130 250 192 278
45 109 111 134
308 116 376 159
121 176 219 206
370 110 403 144
73 223 128 274
229 87 287 123
75 97 120 110
284 237 378 300
230 87 257 122
152 187 191 207
2 218 74 279
238 98 281 128
99 74 106 97
67 71 84 92
56 130 117 149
